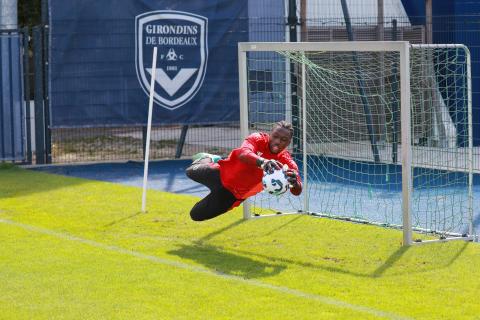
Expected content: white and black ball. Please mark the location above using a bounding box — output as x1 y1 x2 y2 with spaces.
262 168 289 196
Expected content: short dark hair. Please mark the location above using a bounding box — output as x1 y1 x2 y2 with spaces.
273 121 294 137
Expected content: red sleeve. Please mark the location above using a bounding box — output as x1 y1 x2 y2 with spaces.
236 133 265 166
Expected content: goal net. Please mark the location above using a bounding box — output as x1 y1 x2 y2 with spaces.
238 41 474 244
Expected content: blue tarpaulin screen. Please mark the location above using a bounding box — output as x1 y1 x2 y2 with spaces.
49 0 248 127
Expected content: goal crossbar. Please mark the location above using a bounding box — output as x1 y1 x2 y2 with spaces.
238 41 474 246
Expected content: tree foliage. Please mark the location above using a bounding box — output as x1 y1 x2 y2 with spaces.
19 0 41 28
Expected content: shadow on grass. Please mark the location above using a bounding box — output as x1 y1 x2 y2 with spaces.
103 211 144 228
225 240 472 279
371 241 470 277
0 166 92 199
190 217 473 279
27 160 202 196
263 215 304 235
197 219 246 243
168 243 286 279
371 246 410 278
168 219 287 279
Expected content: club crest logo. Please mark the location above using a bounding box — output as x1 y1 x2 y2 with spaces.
135 10 208 110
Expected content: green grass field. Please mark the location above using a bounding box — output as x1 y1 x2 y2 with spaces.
1 166 479 319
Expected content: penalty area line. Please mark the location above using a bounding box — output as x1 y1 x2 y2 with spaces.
0 218 410 320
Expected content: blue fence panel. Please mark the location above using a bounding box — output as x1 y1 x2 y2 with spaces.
0 33 24 161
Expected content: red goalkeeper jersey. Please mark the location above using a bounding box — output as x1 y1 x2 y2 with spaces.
217 132 300 199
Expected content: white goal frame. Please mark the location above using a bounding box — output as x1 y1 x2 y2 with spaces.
238 41 474 246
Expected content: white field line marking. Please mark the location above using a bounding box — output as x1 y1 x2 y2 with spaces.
0 218 410 320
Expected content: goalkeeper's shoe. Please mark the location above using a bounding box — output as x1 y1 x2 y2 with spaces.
192 152 222 164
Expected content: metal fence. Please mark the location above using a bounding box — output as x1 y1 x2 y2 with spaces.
49 123 241 163
21 13 480 167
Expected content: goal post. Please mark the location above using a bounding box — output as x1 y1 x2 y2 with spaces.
238 41 474 245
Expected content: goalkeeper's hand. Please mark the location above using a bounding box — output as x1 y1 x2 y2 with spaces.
284 169 299 188
260 159 282 174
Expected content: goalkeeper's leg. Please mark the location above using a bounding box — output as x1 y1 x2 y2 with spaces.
185 158 221 191
192 152 222 164
186 159 243 220
189 187 240 221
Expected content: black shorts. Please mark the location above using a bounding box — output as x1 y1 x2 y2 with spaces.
185 160 243 221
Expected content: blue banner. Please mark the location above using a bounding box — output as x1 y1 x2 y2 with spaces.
49 0 248 127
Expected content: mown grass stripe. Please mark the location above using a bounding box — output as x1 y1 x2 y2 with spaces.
0 218 411 320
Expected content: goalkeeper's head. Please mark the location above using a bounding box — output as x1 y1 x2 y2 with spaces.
269 121 293 154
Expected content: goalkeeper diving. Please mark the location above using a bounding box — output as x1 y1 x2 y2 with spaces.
186 121 302 221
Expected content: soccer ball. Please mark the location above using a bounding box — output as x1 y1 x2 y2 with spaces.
262 168 289 196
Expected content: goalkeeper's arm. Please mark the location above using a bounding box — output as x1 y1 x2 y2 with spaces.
238 149 278 169
237 146 263 167
238 149 282 173
237 139 281 170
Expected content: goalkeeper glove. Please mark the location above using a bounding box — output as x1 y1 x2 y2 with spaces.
261 159 282 174
284 168 299 187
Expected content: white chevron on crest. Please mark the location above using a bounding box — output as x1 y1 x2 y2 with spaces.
146 68 197 97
